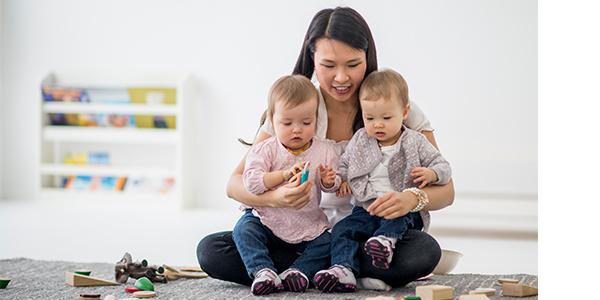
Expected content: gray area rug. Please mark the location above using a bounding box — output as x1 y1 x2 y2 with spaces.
0 258 537 299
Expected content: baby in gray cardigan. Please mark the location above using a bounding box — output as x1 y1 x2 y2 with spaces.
314 69 452 292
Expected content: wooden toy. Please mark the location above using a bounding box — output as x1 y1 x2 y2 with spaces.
104 295 118 300
115 252 166 283
458 295 489 300
469 288 495 296
502 282 538 297
65 272 119 287
497 277 519 284
133 291 156 298
178 266 202 272
163 264 208 280
0 277 11 289
415 285 453 300
76 294 101 300
403 297 422 300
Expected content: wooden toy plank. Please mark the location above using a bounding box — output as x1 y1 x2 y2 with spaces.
469 288 496 296
497 277 519 284
162 264 207 279
458 295 490 300
415 285 454 300
502 282 538 297
162 264 182 274
178 266 202 272
177 271 208 279
65 272 119 287
133 290 156 298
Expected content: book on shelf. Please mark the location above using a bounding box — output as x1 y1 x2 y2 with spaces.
42 86 89 102
62 175 127 191
42 85 178 105
130 88 177 129
42 85 130 104
87 88 130 104
63 151 110 165
124 176 175 194
48 113 137 128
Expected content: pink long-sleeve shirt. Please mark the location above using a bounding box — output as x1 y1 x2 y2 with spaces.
243 136 341 244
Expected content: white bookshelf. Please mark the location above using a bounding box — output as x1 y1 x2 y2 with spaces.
37 72 198 207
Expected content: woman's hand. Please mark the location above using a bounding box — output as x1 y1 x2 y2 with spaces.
270 172 313 209
366 191 419 219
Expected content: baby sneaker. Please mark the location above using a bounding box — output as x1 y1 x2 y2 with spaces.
251 268 283 296
279 268 309 292
314 264 357 293
364 235 395 269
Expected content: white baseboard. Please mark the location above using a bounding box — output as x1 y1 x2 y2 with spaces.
429 193 537 239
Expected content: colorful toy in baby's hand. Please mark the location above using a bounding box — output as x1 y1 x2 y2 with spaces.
300 161 310 184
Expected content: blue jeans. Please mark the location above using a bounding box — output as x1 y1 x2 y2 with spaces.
331 206 423 276
232 209 331 280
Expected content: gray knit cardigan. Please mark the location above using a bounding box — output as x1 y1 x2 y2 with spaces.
339 127 452 232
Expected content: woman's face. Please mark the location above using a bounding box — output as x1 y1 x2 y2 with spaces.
313 38 367 104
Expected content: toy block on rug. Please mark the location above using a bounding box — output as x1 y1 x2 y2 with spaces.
65 272 119 287
469 288 495 296
502 282 538 297
133 290 156 298
497 277 520 284
458 295 489 300
415 285 453 300
163 264 208 280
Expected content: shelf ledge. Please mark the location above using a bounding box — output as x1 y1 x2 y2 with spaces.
43 127 178 144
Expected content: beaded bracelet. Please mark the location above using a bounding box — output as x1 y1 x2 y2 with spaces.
403 187 430 212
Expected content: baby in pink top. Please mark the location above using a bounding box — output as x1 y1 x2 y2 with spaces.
233 75 341 295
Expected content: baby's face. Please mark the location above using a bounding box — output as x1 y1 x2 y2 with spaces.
272 98 318 150
361 97 408 146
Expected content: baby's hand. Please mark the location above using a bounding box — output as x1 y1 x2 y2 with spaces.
319 164 336 188
284 161 306 181
411 167 438 188
336 181 352 197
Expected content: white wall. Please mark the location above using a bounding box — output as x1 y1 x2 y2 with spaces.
0 0 537 209
0 0 4 198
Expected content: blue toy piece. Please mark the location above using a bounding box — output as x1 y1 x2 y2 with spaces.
300 162 310 184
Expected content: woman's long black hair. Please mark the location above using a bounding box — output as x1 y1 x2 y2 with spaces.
241 7 377 145
293 7 378 133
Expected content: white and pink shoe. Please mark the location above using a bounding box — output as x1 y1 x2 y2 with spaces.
279 268 309 292
251 268 283 296
364 235 395 269
314 265 357 293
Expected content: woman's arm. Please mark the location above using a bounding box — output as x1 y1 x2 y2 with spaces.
226 131 312 209
420 130 454 210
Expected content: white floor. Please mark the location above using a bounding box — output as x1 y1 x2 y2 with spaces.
0 196 537 275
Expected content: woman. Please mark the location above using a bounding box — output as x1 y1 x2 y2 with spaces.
197 6 454 289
